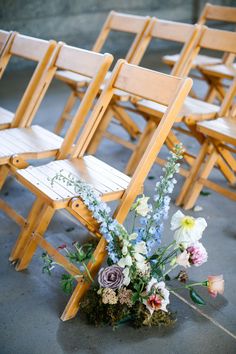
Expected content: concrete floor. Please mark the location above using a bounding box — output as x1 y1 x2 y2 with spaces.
0 63 236 354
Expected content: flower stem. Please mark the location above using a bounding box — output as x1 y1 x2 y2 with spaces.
163 264 178 276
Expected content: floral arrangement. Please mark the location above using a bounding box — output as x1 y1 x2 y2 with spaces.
42 145 224 327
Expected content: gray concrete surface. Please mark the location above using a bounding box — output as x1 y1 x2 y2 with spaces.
1 0 236 70
0 59 236 353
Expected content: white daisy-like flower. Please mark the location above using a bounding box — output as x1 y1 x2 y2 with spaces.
171 210 207 247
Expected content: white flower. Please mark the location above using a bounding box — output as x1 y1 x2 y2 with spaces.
129 233 138 241
135 195 150 217
144 279 170 314
136 260 149 274
171 210 207 247
122 267 131 286
134 241 148 255
176 250 190 268
121 239 129 256
118 254 132 268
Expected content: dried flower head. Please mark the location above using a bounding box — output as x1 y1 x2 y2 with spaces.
177 270 188 283
101 288 118 305
118 287 133 307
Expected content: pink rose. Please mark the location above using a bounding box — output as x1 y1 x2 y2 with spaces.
187 242 208 267
207 275 224 298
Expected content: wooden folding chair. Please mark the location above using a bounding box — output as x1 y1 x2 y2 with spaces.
0 45 113 224
162 3 236 102
11 61 192 321
86 19 202 164
176 82 236 209
0 33 58 130
112 27 236 181
54 11 150 135
198 55 236 103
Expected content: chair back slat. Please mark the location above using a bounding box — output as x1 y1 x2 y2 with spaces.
92 11 150 62
151 20 197 43
114 63 183 106
131 18 202 71
10 34 51 61
55 46 110 78
203 3 236 23
199 28 236 53
109 12 150 34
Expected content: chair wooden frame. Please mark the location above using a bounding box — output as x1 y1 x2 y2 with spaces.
11 61 192 321
132 27 236 183
0 45 113 227
0 33 58 130
85 19 202 165
176 101 236 209
54 11 150 135
91 25 236 187
0 30 14 61
162 2 236 102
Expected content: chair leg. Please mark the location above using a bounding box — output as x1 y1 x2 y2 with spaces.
217 155 236 185
0 165 9 190
125 120 156 176
9 199 45 262
176 141 209 206
61 237 107 321
219 148 236 174
54 90 78 134
15 203 55 271
112 105 141 139
183 148 218 210
204 86 218 103
86 107 114 154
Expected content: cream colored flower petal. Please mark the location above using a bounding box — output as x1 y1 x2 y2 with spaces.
129 233 138 240
176 250 190 268
171 210 185 230
194 217 207 236
134 241 147 255
118 255 132 268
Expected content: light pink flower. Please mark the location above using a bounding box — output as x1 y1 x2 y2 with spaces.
207 275 224 298
144 279 170 314
176 250 190 268
147 294 162 311
187 242 208 267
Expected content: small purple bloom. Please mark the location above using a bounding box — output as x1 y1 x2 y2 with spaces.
98 265 124 289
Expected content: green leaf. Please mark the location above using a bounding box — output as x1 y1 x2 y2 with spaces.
165 274 171 281
60 274 74 294
189 288 205 305
200 190 211 196
107 257 113 266
132 293 139 303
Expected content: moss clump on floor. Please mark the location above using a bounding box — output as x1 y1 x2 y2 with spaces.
80 287 176 328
